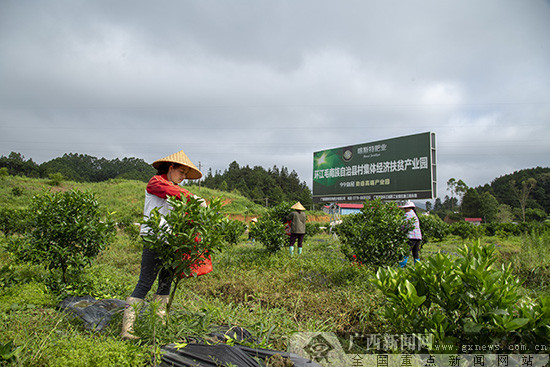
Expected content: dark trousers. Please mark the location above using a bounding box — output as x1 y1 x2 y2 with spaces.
130 245 172 299
409 239 422 260
289 233 305 248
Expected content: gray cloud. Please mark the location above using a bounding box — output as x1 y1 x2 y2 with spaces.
1 0 549 199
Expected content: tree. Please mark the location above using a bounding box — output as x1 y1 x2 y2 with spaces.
525 208 547 222
0 152 40 177
249 202 292 253
479 192 499 223
496 204 515 223
461 188 481 218
24 190 116 284
511 178 536 222
336 199 413 267
425 201 433 212
141 196 226 310
447 178 468 209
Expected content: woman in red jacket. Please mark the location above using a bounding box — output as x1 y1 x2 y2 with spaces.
121 150 203 340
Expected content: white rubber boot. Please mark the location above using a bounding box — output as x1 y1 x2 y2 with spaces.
121 297 142 340
153 294 170 321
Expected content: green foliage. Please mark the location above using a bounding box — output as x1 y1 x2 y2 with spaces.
39 153 155 183
370 241 550 352
132 305 214 346
511 230 550 290
0 152 40 178
47 172 65 186
41 334 149 367
417 214 449 243
305 222 324 238
450 221 485 242
0 207 28 236
0 167 8 178
142 195 226 308
482 222 521 237
0 281 56 313
11 186 24 197
0 340 22 363
525 207 548 222
477 167 550 217
221 219 247 245
249 202 292 253
336 199 412 267
23 189 116 284
201 161 313 208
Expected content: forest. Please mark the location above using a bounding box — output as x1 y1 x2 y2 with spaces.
427 167 550 223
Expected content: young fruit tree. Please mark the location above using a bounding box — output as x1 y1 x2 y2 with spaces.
26 189 116 284
141 195 226 311
336 198 413 267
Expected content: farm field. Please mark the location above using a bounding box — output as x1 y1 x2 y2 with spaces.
0 176 549 366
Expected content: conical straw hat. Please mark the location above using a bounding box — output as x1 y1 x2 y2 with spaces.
152 150 202 179
291 202 306 211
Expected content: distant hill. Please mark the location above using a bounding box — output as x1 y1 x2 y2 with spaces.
475 166 550 212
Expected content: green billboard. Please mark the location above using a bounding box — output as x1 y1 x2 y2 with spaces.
313 132 436 203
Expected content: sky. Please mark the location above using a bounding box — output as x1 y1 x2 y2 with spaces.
1 1 549 201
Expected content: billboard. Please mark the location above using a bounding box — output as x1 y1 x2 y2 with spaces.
313 132 436 203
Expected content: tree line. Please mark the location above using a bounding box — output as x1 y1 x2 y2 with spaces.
199 161 313 209
0 152 156 182
0 152 313 208
427 167 550 223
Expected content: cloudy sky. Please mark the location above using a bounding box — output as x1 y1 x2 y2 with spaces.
1 1 549 200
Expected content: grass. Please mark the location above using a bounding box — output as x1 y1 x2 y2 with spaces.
0 176 549 365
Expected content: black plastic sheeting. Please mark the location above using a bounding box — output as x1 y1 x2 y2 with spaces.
160 343 321 367
58 296 126 331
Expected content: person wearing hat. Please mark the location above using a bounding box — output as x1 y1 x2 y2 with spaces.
248 217 257 243
398 200 422 268
287 202 307 255
121 150 204 340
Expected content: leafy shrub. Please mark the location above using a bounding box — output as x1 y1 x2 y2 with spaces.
0 207 28 236
305 222 324 238
483 222 520 237
518 220 550 235
142 195 226 308
24 189 116 284
450 221 485 242
11 186 23 197
370 241 550 352
221 218 247 245
417 214 449 243
48 172 65 186
336 198 412 267
249 202 292 253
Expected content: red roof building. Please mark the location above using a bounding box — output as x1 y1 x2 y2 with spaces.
464 218 482 225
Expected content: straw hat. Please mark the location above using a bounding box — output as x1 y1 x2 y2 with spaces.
152 150 203 179
399 200 415 209
291 202 306 211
